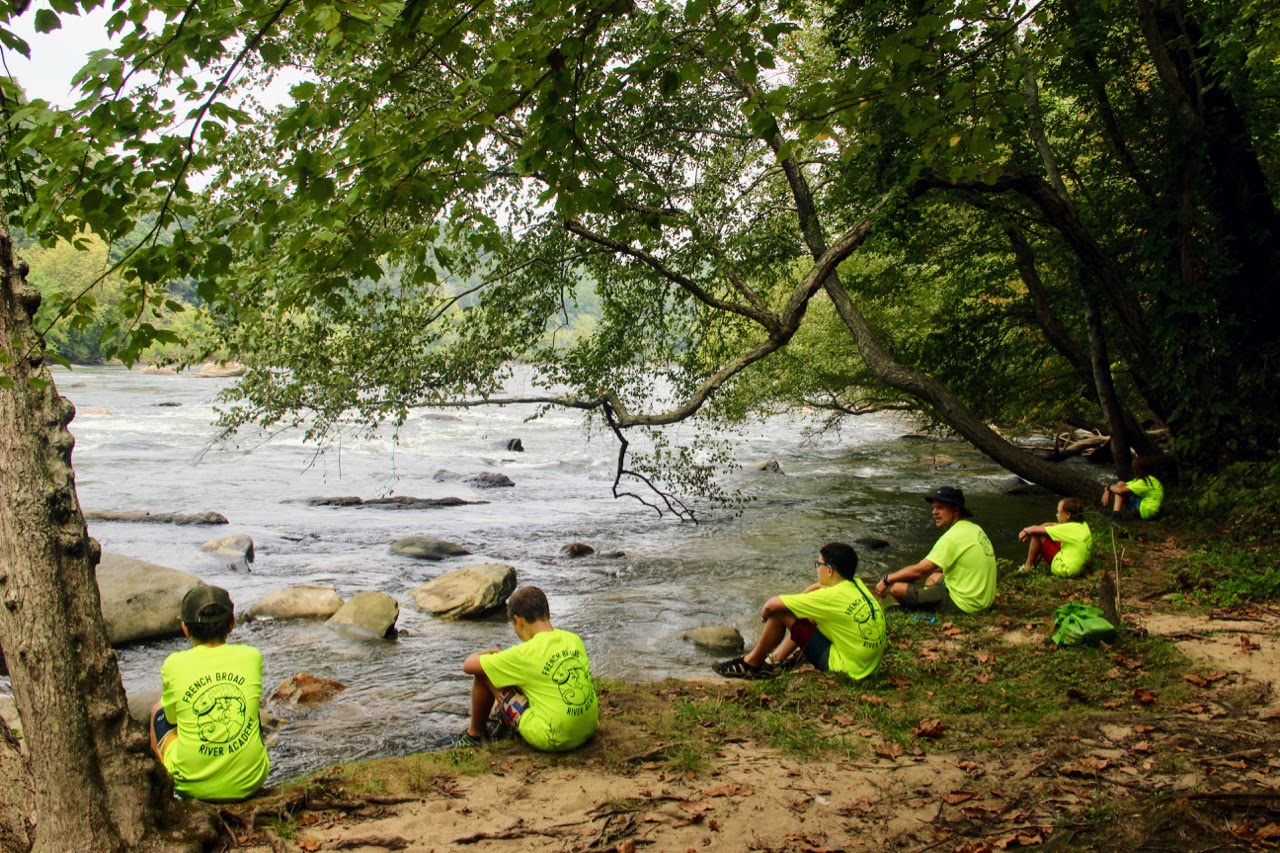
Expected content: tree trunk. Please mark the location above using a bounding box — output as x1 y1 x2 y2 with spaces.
0 230 199 852
767 149 1102 498
0 724 33 853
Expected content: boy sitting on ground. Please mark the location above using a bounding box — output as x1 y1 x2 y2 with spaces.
712 542 887 681
457 586 599 751
1102 457 1164 521
149 585 270 801
1019 497 1093 577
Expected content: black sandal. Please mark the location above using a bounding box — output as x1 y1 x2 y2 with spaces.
713 656 768 679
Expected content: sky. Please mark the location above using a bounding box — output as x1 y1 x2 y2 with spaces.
2 4 116 107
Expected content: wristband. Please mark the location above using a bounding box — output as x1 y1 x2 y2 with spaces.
880 574 890 586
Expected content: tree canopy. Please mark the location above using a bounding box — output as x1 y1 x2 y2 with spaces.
5 0 1280 505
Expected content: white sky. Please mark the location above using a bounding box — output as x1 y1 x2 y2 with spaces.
2 4 116 107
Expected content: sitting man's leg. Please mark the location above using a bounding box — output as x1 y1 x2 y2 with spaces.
786 618 834 672
148 699 176 764
893 572 961 614
1023 535 1059 571
714 611 794 678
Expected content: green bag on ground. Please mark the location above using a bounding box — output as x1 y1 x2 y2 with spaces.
1051 602 1118 646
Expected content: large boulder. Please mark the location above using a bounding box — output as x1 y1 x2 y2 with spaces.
327 592 399 640
270 673 346 706
411 563 517 619
680 626 746 653
562 543 595 558
85 509 229 525
96 552 202 645
246 586 345 621
389 536 471 561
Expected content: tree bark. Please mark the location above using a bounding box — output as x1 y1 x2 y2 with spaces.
0 723 33 853
0 230 196 852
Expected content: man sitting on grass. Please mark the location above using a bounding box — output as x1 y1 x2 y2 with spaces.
456 586 599 751
149 585 270 802
712 542 887 681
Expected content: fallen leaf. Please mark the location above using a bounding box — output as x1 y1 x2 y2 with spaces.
1133 688 1158 705
943 626 964 637
975 652 992 664
1256 823 1280 840
1102 700 1124 709
906 798 926 809
1133 724 1155 733
1132 741 1152 754
1204 671 1229 683
833 715 856 726
941 790 978 805
860 694 888 707
1240 635 1261 653
299 842 321 853
859 728 876 737
1224 759 1248 770
1106 668 1123 679
875 742 904 760
976 673 994 684
1184 674 1208 687
914 719 946 738
1178 702 1207 713
1066 687 1091 702
618 841 638 853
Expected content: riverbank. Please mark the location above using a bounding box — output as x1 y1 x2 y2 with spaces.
219 516 1280 852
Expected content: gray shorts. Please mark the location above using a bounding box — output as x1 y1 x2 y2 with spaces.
901 578 965 615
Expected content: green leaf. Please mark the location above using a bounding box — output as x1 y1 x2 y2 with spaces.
34 9 61 33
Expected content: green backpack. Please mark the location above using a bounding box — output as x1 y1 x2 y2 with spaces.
1051 602 1118 646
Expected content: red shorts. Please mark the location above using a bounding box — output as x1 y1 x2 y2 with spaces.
1041 538 1062 563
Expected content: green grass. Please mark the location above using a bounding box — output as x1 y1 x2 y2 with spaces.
615 563 1202 767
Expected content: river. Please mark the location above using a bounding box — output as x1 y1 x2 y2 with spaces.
13 366 1090 782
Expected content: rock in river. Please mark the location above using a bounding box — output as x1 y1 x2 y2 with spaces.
246 585 345 621
411 563 517 619
96 552 202 645
270 673 347 705
390 536 471 560
680 626 746 653
327 591 399 640
201 533 255 566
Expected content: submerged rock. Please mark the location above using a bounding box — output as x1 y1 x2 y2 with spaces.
681 626 746 653
96 552 202 645
85 509 229 525
270 673 347 705
327 592 399 640
411 563 517 619
743 459 784 474
562 543 595 558
246 585 345 621
854 537 892 551
505 438 524 452
917 454 965 470
390 536 471 560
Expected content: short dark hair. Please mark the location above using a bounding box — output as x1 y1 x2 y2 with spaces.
1060 497 1084 521
508 586 551 622
820 542 859 580
184 612 233 643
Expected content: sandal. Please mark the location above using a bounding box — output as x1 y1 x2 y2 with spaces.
712 656 768 679
763 651 802 674
451 731 487 748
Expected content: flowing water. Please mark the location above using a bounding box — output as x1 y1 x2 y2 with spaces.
10 366 1093 782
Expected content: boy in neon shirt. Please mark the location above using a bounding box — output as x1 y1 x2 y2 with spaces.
456 586 598 751
711 542 886 680
1102 457 1164 520
149 585 269 801
1019 497 1093 577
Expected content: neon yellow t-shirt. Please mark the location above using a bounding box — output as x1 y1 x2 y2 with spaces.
160 643 269 801
924 519 997 613
1127 476 1164 519
778 579 887 679
479 629 599 752
1047 521 1093 578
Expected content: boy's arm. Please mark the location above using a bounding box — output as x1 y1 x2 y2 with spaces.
463 648 501 675
761 595 793 620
